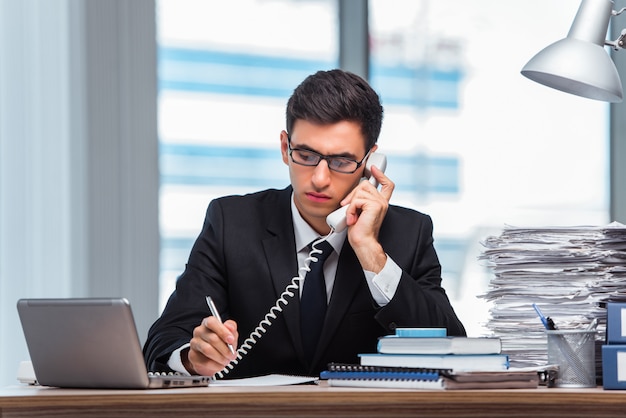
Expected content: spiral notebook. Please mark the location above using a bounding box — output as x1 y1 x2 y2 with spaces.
320 363 539 390
320 363 449 390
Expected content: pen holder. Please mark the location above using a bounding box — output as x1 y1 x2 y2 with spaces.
546 329 597 388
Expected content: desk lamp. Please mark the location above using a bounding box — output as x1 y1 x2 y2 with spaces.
521 0 626 102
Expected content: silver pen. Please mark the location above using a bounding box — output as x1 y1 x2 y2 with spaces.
205 295 236 355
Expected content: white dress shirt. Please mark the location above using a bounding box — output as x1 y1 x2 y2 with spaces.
290 195 401 305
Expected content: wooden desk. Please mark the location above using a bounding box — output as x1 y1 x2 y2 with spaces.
1 383 625 418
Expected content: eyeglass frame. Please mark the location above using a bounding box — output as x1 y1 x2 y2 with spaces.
287 136 372 174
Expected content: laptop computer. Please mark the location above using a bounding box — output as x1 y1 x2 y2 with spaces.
17 297 212 389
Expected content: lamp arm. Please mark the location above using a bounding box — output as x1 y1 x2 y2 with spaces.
605 28 626 51
612 7 626 16
604 7 626 51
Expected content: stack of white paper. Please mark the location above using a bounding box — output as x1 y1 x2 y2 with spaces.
479 222 626 367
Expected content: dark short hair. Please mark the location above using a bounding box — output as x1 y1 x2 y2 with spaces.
286 69 383 150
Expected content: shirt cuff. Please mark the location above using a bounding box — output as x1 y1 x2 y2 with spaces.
167 342 192 375
364 255 402 306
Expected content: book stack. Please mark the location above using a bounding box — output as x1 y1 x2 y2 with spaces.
358 327 508 371
319 328 541 390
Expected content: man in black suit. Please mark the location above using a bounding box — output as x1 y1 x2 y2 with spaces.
143 69 465 379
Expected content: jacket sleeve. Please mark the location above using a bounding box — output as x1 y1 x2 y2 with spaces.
374 208 466 337
143 198 229 372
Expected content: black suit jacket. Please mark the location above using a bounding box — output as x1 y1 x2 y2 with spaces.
143 186 465 378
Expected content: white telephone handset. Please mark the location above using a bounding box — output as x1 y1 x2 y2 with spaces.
326 153 387 232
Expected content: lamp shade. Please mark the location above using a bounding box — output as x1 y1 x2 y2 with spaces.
521 0 623 102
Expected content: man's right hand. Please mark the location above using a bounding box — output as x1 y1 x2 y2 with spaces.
182 316 238 376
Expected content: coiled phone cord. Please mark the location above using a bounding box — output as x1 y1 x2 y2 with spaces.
214 232 332 379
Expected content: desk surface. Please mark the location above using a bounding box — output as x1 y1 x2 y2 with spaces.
1 383 625 418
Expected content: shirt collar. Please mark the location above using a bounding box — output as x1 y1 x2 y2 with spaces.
291 193 346 254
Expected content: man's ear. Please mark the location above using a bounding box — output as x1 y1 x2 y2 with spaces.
280 130 289 165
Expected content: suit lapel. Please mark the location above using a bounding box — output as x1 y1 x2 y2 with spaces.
261 188 304 359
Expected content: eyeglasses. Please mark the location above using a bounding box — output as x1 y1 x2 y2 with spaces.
287 139 371 174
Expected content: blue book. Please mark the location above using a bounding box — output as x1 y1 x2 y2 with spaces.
606 302 626 344
394 327 447 338
602 345 626 389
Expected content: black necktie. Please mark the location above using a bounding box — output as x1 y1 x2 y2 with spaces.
300 240 334 363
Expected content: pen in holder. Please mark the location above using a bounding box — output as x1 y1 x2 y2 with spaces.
546 329 596 388
533 304 597 388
